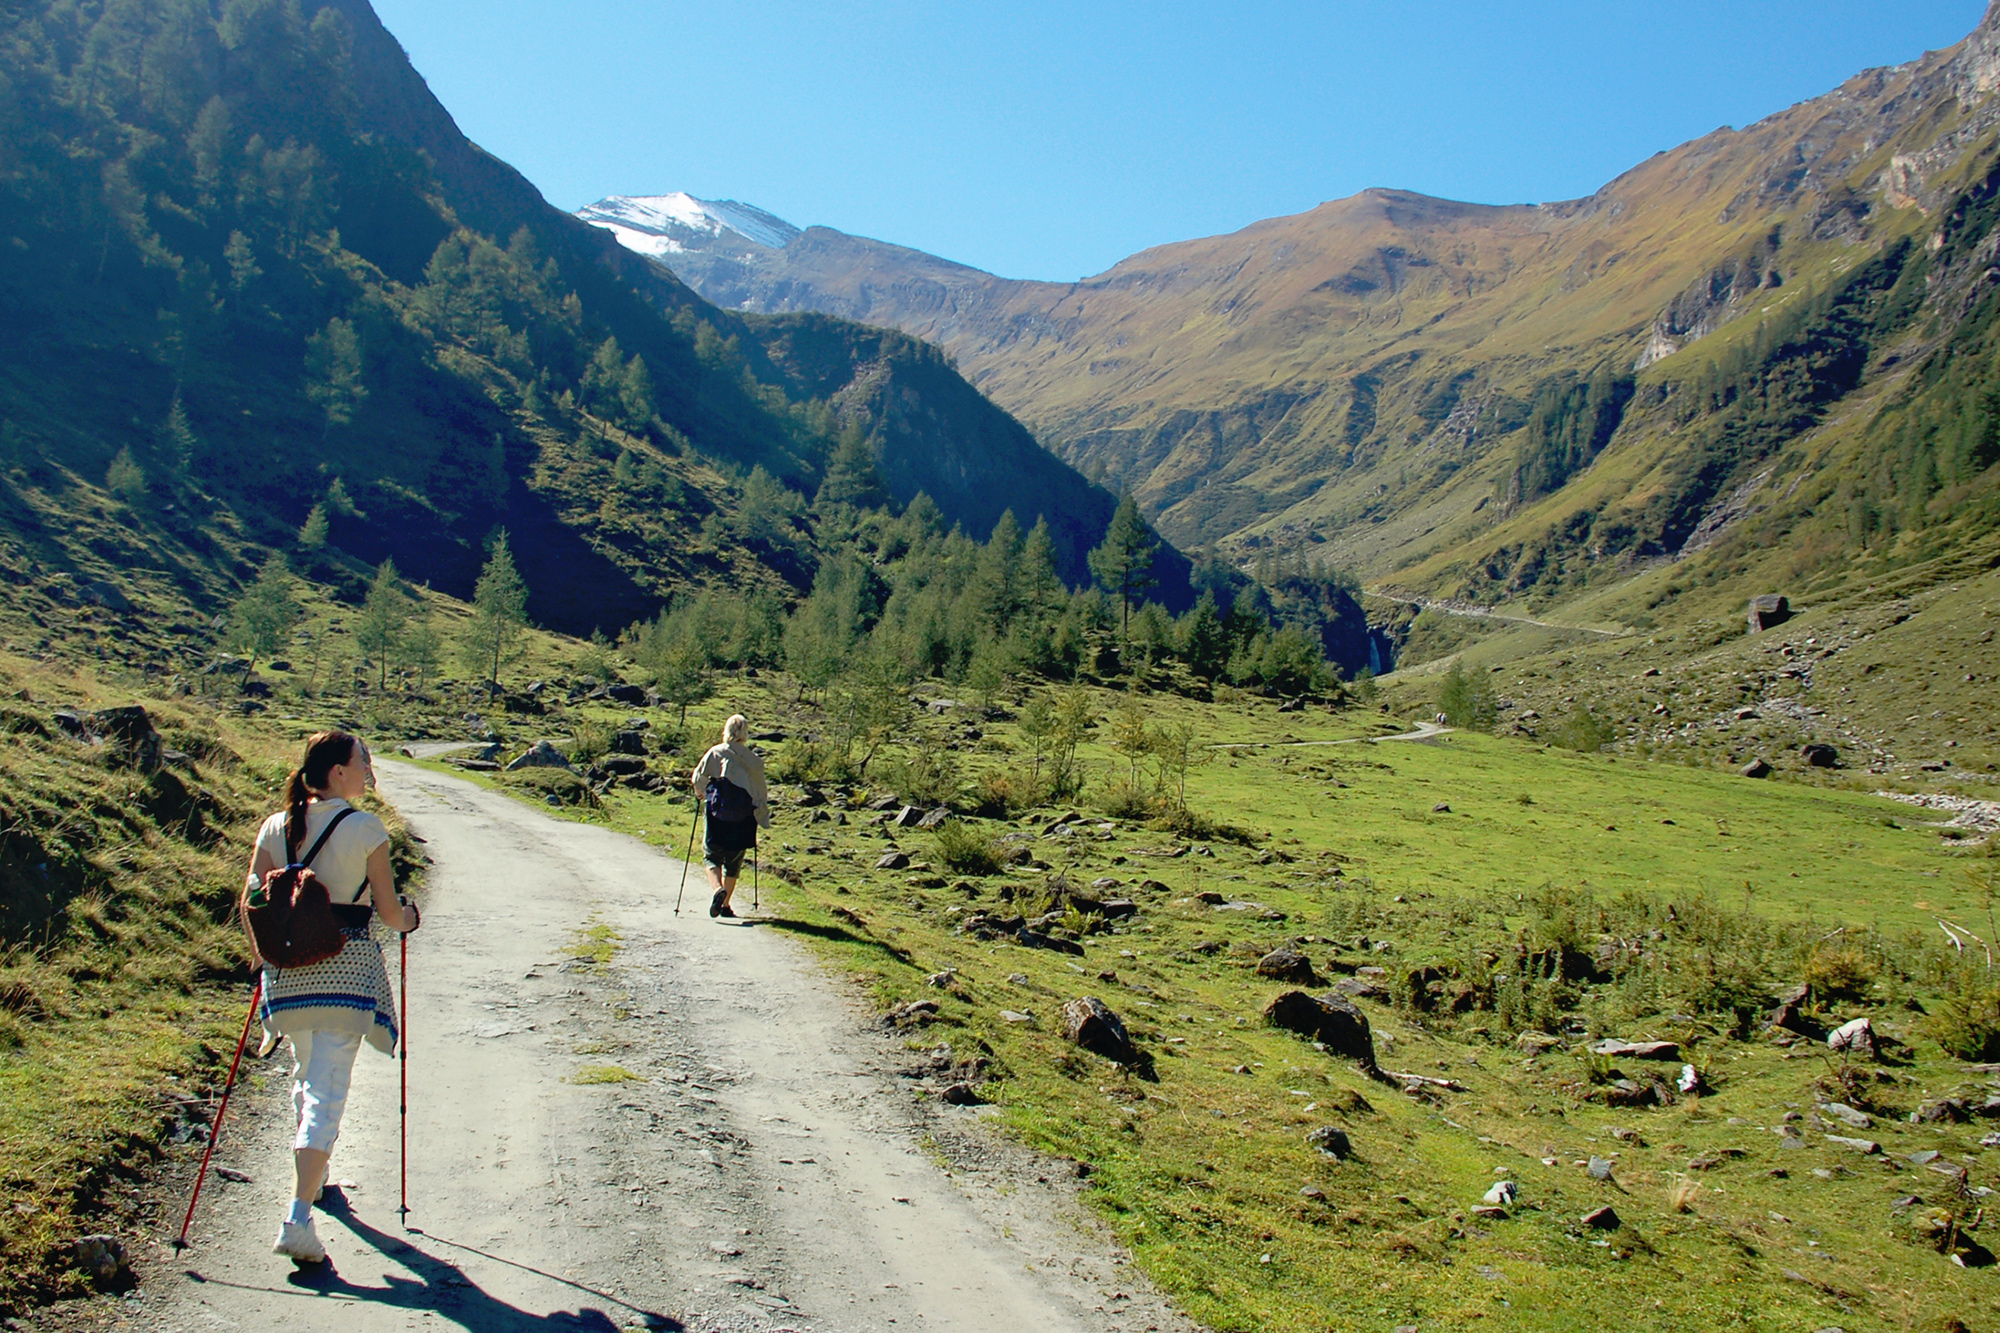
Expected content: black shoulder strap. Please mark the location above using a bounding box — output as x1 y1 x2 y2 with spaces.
295 806 358 870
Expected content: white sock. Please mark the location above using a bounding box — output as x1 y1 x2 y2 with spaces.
285 1198 312 1226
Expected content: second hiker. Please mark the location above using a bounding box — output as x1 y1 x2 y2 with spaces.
688 713 770 918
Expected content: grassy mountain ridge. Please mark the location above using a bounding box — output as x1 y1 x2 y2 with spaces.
629 7 2000 646
0 0 1151 645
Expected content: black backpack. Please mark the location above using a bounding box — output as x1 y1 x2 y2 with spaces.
705 775 755 823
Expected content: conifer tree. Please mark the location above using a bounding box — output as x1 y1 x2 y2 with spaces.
1087 495 1157 640
972 510 1024 631
305 317 366 430
226 555 302 690
815 425 890 511
297 502 329 551
356 559 411 690
463 531 530 688
1019 518 1062 616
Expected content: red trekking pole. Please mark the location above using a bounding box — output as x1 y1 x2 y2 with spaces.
399 930 409 1229
173 976 263 1250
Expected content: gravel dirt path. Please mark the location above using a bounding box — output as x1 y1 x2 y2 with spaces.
129 760 1200 1333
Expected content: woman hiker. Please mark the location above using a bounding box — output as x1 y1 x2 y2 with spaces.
688 713 770 918
243 730 419 1265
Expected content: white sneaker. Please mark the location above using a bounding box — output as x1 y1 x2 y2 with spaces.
273 1219 327 1264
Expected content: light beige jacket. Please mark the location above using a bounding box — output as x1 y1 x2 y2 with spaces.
689 741 771 827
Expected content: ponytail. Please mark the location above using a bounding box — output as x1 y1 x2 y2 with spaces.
283 730 360 857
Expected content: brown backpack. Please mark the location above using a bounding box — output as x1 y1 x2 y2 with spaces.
243 808 356 969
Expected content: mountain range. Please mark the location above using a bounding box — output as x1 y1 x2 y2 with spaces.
584 6 2000 636
0 0 1158 648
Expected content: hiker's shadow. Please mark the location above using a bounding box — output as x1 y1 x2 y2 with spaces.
281 1192 679 1332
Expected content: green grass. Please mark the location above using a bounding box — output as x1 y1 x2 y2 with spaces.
567 1063 643 1085
461 669 1998 1333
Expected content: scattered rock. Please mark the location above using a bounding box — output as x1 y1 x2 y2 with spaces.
1586 1157 1615 1181
1100 900 1138 920
1062 997 1137 1064
91 705 164 771
72 1235 131 1289
1299 1186 1327 1201
1824 1135 1881 1154
1334 978 1387 1000
1483 1180 1519 1207
1432 802 1451 813
1255 948 1319 985
1589 1039 1680 1061
917 807 952 830
1746 594 1791 632
998 1010 1035 1025
1515 1031 1563 1055
939 1082 984 1106
1304 1127 1352 1160
1916 1098 1970 1124
1263 991 1376 1067
1581 1206 1621 1230
892 805 925 828
875 851 912 871
1826 1017 1875 1058
925 970 958 989
1801 743 1839 768
1017 929 1085 957
1193 891 1227 905
1678 1064 1703 1095
506 740 573 772
1819 1102 1873 1130
883 999 940 1027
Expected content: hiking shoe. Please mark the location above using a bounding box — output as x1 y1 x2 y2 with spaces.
273 1219 327 1264
717 903 737 919
709 890 724 918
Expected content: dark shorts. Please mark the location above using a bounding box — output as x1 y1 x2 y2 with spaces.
704 818 756 876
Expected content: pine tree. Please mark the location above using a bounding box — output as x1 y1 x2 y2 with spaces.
355 559 411 690
105 446 146 501
163 395 199 476
816 425 891 511
297 502 329 551
1019 518 1062 616
305 316 366 430
463 531 529 688
972 509 1024 631
1087 495 1157 640
225 555 302 690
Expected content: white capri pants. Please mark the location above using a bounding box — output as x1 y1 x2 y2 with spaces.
290 1029 364 1154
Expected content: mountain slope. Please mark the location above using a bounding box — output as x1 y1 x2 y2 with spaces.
0 0 1149 649
592 7 2000 629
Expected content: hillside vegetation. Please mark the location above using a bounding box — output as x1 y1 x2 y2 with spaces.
632 9 2000 693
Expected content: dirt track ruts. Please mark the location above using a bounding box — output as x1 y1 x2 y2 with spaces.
135 760 1204 1333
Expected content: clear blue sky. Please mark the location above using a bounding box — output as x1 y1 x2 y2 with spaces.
370 0 1989 282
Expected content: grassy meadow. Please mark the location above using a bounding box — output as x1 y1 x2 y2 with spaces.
434 670 1998 1333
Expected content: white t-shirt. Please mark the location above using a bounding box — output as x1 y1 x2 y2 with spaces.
253 799 389 905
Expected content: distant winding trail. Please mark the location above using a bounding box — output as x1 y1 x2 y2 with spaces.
1209 719 1452 751
1363 589 1631 639
145 762 1199 1333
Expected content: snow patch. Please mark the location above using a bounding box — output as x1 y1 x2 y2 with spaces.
575 193 800 253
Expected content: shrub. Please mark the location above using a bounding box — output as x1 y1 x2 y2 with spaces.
882 746 961 807
772 739 855 784
932 819 1003 876
1551 706 1614 752
1097 776 1157 821
1929 964 2000 1061
1803 943 1877 1001
569 719 612 765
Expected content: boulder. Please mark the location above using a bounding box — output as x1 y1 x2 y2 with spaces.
1099 900 1139 920
1801 743 1839 768
1917 1098 1971 1124
1255 948 1320 985
883 999 940 1026
1581 1206 1621 1230
1819 1102 1873 1130
1018 929 1086 957
1304 1126 1352 1159
939 1082 984 1105
599 754 649 778
1333 977 1387 1001
874 851 912 871
1827 1017 1876 1058
1824 1134 1880 1154
1589 1039 1680 1062
604 683 647 706
1515 1031 1563 1055
1747 594 1791 632
506 740 573 772
1483 1180 1519 1207
1263 990 1375 1066
1741 758 1772 779
610 729 647 756
1062 997 1136 1063
92 705 164 771
893 805 925 828
917 807 952 829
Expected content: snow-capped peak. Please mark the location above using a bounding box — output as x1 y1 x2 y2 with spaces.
575 193 800 257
